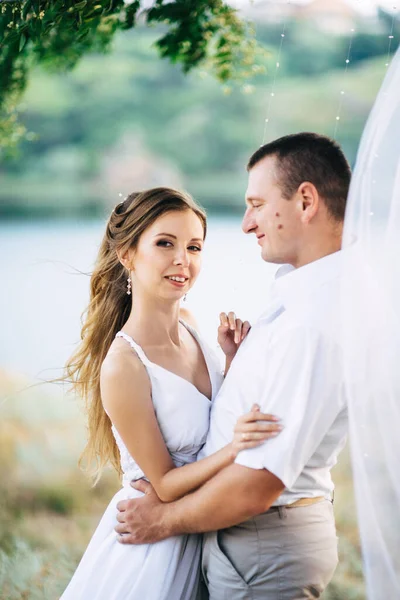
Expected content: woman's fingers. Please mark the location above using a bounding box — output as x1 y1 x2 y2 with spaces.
241 321 251 341
234 407 283 436
219 312 229 329
219 313 251 345
240 410 280 423
236 415 283 430
234 407 280 431
232 411 283 454
234 319 242 344
237 422 283 434
233 430 281 453
227 311 236 331
238 430 281 441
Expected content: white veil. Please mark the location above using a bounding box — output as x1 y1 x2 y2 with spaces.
341 46 400 598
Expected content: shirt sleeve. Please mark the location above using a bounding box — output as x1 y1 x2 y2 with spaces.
234 325 345 489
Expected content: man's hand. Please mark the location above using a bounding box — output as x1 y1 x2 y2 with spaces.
115 479 171 544
115 464 284 544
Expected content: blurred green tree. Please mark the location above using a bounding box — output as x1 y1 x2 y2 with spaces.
0 0 260 151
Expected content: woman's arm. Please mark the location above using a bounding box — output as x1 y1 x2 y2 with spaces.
101 345 281 503
157 405 281 501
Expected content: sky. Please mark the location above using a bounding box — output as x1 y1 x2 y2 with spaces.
234 0 398 15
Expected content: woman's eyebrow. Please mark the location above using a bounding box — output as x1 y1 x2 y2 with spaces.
154 233 203 242
154 233 177 239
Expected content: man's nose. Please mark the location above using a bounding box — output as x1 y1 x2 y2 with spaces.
242 208 256 234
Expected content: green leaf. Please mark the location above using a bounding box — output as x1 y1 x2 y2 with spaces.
18 33 28 54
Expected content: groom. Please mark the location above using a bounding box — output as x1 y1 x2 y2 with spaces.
115 132 351 599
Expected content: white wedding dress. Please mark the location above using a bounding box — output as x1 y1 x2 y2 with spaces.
61 321 223 600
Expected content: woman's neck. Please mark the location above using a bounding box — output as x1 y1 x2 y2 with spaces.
123 296 182 348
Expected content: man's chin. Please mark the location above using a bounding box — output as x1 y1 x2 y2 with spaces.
260 248 275 263
261 249 285 265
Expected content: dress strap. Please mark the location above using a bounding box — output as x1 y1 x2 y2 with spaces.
178 317 195 338
115 331 152 367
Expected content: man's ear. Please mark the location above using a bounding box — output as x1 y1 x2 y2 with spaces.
298 181 319 223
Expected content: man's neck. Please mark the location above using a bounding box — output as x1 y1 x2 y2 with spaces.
294 233 342 269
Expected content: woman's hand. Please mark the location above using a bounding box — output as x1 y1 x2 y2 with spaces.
230 404 283 459
218 311 251 362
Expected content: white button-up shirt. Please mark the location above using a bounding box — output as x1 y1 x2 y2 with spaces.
200 250 348 506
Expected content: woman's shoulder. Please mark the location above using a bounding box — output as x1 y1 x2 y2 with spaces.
101 337 147 385
179 307 199 330
100 338 151 412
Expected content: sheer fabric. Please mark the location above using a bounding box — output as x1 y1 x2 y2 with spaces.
341 46 400 599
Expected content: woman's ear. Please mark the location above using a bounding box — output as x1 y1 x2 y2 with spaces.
117 247 133 271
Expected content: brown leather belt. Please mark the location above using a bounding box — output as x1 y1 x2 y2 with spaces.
286 496 326 508
269 496 326 512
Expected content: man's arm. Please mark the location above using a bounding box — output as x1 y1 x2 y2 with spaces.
115 463 284 544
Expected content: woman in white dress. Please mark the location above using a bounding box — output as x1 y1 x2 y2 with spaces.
61 187 281 600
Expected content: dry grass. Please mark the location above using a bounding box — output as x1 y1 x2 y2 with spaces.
0 370 366 599
325 453 366 599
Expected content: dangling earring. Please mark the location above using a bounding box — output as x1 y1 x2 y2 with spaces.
127 276 132 295
183 294 187 302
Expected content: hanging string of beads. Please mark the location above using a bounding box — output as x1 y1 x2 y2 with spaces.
385 6 398 68
262 1 291 145
334 5 399 139
333 27 356 139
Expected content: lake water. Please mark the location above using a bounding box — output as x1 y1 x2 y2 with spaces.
1 217 277 382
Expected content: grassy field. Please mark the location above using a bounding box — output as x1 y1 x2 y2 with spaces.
0 370 366 599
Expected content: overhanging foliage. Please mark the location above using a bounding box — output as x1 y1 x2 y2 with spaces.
0 0 261 151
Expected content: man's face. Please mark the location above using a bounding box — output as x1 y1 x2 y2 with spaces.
242 155 301 265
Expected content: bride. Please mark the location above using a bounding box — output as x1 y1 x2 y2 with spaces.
60 187 281 600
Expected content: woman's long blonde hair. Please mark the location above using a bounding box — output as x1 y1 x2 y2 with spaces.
65 188 207 483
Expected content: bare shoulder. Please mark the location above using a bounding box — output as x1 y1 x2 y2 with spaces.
179 307 199 330
101 337 143 379
100 338 151 411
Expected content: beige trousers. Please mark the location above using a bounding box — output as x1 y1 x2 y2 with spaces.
201 500 338 600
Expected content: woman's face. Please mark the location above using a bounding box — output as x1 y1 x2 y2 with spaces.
128 209 205 302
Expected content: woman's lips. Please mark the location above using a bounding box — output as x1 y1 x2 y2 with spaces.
165 277 187 287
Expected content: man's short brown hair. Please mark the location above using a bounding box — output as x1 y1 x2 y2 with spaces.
247 132 351 221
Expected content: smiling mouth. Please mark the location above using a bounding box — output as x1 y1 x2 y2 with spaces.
165 276 188 286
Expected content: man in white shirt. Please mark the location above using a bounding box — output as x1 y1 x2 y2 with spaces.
115 132 351 599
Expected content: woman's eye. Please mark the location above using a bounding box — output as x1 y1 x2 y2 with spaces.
189 245 202 252
157 240 173 247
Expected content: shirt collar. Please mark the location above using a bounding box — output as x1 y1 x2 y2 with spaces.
270 250 343 312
